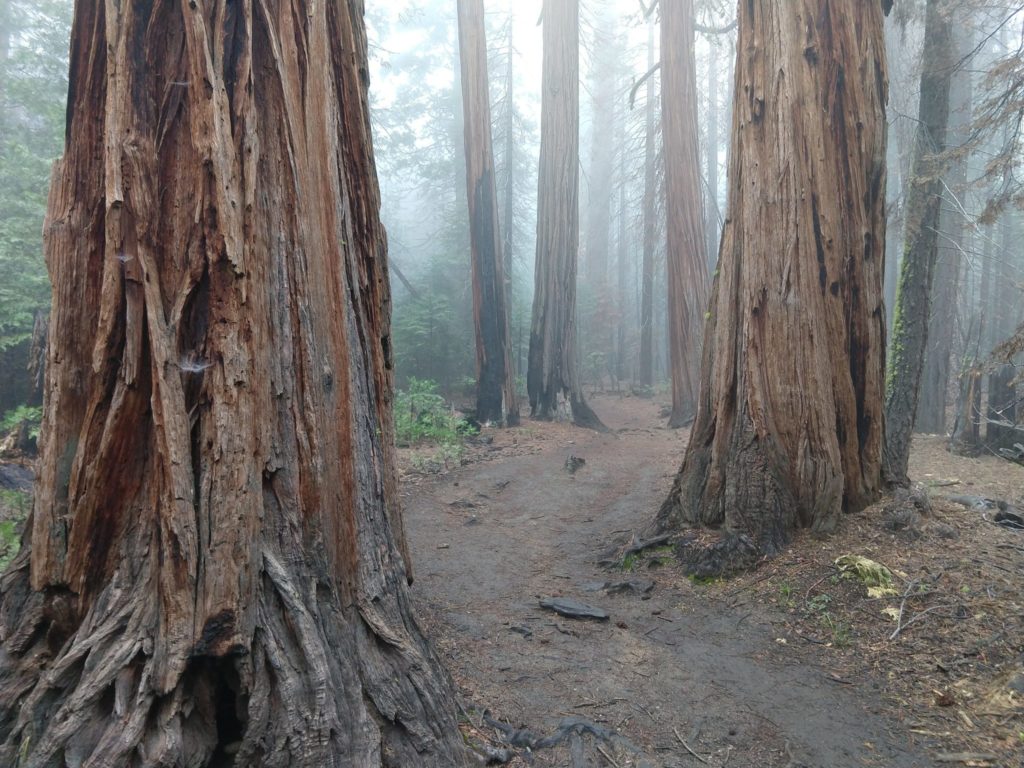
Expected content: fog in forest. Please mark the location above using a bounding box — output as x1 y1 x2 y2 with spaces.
361 0 1023 448
0 1 1023 765
1 0 1021 436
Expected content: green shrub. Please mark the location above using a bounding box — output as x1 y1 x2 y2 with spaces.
1 404 42 440
0 490 30 570
394 378 476 447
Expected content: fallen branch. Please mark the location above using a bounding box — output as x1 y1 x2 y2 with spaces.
623 533 673 558
596 744 621 768
888 578 921 641
934 753 997 764
891 604 956 641
673 726 710 765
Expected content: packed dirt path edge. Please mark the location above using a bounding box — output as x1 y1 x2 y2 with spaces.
402 395 936 767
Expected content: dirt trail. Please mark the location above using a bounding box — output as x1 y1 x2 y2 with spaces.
402 395 936 767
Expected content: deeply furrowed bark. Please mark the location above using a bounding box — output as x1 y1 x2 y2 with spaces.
657 0 890 567
527 0 605 431
458 0 519 427
662 0 710 428
883 0 953 483
0 2 469 766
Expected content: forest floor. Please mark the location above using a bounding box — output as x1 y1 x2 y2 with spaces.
399 394 1024 768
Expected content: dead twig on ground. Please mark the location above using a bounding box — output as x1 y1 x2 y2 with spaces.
673 726 710 765
889 578 921 641
596 744 621 767
891 604 957 641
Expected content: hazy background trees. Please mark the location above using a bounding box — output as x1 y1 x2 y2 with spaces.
0 0 1021 450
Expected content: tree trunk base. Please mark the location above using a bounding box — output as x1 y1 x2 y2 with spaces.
569 397 609 433
666 410 695 430
0 545 470 768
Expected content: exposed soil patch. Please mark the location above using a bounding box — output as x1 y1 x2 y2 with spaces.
401 394 1023 767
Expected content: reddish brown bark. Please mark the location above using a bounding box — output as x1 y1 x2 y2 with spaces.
661 0 710 428
457 0 518 426
657 0 890 571
527 0 604 430
0 2 468 765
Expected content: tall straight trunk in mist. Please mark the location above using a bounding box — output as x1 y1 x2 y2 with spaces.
616 99 629 384
501 13 516 296
639 16 657 388
528 0 604 429
582 14 617 385
884 0 953 484
917 22 973 436
458 0 519 426
0 3 469 766
706 40 721 270
662 0 710 428
987 211 1021 450
656 0 890 573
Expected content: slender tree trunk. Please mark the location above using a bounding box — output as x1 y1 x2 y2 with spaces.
639 17 657 388
656 0 890 574
883 135 903 336
616 95 629 384
949 322 983 455
917 22 973 435
987 211 1021 450
662 0 709 428
458 0 519 426
528 0 604 429
882 14 906 339
884 0 954 483
705 41 720 271
582 14 616 387
0 3 469 766
0 0 10 151
501 13 516 301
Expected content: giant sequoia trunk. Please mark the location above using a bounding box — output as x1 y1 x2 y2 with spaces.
0 3 469 766
656 0 890 570
661 0 710 428
527 0 604 429
457 0 519 426
883 0 953 483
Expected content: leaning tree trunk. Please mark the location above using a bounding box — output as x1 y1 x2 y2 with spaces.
527 0 604 429
0 3 469 766
458 0 519 426
662 0 710 428
656 0 890 572
883 0 953 483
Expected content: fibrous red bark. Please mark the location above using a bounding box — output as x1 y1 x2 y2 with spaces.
657 0 890 570
527 0 604 430
0 2 469 765
457 0 519 427
661 0 710 428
